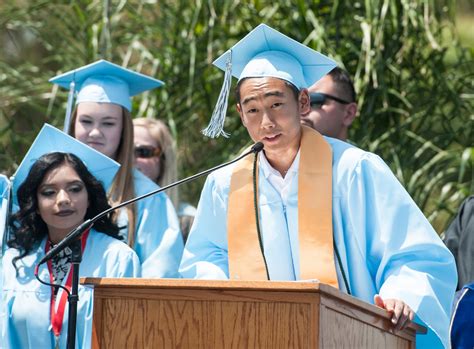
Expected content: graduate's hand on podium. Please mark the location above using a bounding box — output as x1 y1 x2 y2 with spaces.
374 294 414 331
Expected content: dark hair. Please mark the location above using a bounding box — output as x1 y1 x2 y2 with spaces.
328 67 356 103
235 77 300 104
8 152 120 270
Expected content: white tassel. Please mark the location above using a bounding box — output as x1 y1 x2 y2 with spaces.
202 50 233 138
63 80 76 134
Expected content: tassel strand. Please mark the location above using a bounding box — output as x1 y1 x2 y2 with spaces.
202 50 233 138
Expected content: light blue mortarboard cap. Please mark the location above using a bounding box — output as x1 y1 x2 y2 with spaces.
202 23 337 138
49 59 164 133
11 123 120 206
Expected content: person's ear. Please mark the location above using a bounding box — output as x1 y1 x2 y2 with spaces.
299 89 311 115
236 103 246 126
343 102 358 126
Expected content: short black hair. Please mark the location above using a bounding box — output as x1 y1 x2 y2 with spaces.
235 77 300 104
328 67 356 103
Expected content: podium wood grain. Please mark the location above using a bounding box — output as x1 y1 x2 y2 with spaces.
82 278 425 348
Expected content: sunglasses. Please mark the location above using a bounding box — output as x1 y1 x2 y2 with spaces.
310 92 350 108
134 145 162 159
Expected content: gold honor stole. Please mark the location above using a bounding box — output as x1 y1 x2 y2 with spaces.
227 126 338 287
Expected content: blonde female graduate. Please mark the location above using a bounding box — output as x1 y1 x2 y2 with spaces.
50 60 184 277
133 118 196 242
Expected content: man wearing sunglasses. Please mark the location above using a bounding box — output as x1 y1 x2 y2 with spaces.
301 67 358 142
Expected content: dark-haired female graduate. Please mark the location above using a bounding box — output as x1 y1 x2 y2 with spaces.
1 124 140 349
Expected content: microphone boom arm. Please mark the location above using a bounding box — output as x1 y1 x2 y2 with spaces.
38 142 264 265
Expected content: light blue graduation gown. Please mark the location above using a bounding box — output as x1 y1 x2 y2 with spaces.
0 174 10 335
1 229 140 349
0 174 10 255
117 169 184 278
180 137 457 348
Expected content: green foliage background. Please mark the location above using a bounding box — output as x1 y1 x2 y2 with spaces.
0 0 472 233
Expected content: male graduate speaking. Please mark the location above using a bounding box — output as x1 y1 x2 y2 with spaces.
179 24 456 348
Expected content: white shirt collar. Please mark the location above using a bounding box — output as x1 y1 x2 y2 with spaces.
259 150 300 203
259 150 300 180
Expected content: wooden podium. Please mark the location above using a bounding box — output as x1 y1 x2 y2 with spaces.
82 278 426 348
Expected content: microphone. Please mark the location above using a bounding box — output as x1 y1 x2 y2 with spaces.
38 141 264 265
